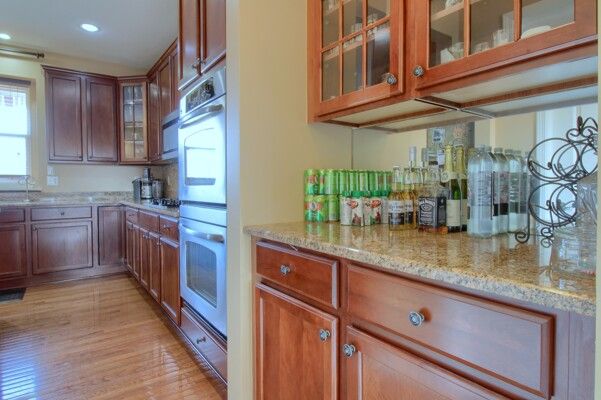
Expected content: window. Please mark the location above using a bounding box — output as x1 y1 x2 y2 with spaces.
0 79 31 177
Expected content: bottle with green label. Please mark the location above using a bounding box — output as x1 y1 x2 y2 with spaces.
442 145 461 233
455 146 468 231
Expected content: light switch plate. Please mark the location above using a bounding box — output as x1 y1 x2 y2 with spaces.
47 165 55 175
47 176 59 186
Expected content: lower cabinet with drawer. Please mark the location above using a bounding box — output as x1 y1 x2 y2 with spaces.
32 220 93 274
252 239 594 400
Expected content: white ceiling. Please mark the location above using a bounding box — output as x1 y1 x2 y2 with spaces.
0 0 178 70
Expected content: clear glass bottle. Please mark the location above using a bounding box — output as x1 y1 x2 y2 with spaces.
486 146 499 235
442 145 461 233
519 151 530 231
403 167 416 229
467 146 494 238
454 146 468 232
506 149 522 233
418 166 448 234
493 148 509 234
388 167 405 231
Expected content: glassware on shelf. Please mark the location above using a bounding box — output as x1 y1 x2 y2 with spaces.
550 224 596 277
430 0 465 67
470 0 514 54
521 0 573 38
576 171 597 225
343 0 362 37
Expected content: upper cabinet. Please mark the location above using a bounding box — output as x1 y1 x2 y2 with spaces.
118 79 148 164
309 0 597 123
178 0 226 90
309 0 404 118
45 67 118 164
413 0 597 92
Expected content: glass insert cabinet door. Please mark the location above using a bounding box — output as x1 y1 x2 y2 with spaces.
120 81 148 163
314 0 403 115
415 0 595 86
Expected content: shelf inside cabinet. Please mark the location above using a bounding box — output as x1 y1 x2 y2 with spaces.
431 0 489 22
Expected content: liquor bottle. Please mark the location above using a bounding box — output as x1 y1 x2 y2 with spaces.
506 150 522 233
418 166 448 234
486 146 499 235
454 146 468 231
467 146 494 238
388 167 405 231
493 148 509 233
519 151 530 231
442 145 461 233
402 167 416 229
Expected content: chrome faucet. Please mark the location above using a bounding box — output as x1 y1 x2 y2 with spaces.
18 175 34 202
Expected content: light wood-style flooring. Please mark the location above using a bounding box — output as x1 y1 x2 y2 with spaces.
0 274 226 400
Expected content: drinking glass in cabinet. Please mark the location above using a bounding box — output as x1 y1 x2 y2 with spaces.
123 86 134 102
344 0 363 37
322 47 340 101
134 104 143 123
343 36 363 94
134 143 145 159
521 0 574 38
470 0 514 54
322 0 339 47
124 104 134 123
124 126 134 141
124 142 134 159
430 0 465 66
367 0 390 23
366 22 390 86
133 85 143 101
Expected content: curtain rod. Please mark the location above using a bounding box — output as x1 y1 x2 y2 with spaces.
0 47 45 59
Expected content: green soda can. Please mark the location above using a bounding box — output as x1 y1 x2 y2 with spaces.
304 195 314 221
376 171 385 190
324 169 338 195
326 194 339 222
337 170 349 194
382 171 392 191
317 169 326 195
349 170 359 192
313 195 328 222
368 171 378 192
358 170 369 191
304 169 319 195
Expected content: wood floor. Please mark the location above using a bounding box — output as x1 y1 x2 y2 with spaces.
0 274 226 400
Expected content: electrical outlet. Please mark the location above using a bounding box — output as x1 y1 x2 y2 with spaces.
47 176 59 186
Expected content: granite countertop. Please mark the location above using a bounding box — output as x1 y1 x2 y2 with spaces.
120 200 179 218
0 191 132 207
244 222 596 317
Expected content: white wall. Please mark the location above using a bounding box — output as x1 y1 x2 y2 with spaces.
0 52 147 193
226 0 352 398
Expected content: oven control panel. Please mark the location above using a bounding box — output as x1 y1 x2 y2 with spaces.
181 67 226 117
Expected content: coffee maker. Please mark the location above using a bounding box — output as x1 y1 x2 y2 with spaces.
133 168 153 202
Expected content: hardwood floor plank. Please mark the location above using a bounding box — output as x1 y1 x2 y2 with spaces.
0 274 226 400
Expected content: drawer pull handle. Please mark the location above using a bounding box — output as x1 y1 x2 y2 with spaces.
196 336 207 344
319 329 331 342
279 265 291 276
342 343 356 358
408 311 425 327
60 211 65 216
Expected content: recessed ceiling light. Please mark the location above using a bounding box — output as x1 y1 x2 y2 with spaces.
0 33 11 40
80 23 99 33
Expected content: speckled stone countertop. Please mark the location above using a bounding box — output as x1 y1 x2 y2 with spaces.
120 200 179 218
244 222 596 317
0 191 132 207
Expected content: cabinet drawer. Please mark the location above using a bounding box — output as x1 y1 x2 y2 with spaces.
159 215 178 241
346 265 553 398
31 206 92 221
181 307 227 380
0 208 25 223
125 207 138 223
138 210 159 232
256 241 338 308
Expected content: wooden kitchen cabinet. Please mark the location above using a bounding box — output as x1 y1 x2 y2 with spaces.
159 58 173 120
118 79 149 164
200 0 226 74
160 236 181 324
98 206 124 266
149 231 162 302
132 224 141 280
308 0 404 119
179 0 202 89
255 283 338 400
344 326 505 399
45 67 119 163
412 0 597 92
139 227 151 290
148 73 161 162
125 221 136 274
32 220 93 274
0 224 27 279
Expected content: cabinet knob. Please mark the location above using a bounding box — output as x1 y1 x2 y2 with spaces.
196 336 207 344
382 72 397 85
342 343 356 358
279 265 291 276
192 58 201 69
408 311 425 327
319 329 331 342
413 65 425 78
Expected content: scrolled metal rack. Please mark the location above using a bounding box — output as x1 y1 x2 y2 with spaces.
515 116 598 246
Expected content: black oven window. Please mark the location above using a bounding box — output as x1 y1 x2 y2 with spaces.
186 241 218 308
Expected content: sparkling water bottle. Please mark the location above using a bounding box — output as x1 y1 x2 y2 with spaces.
506 150 522 233
519 151 530 231
467 146 494 238
486 146 499 235
493 148 509 234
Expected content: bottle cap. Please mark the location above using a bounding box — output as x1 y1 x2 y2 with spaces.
363 191 371 198
351 191 362 198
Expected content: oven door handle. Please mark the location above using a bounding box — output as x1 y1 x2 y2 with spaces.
179 104 224 129
179 224 225 243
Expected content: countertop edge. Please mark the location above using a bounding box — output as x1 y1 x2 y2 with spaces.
119 201 180 218
244 225 596 317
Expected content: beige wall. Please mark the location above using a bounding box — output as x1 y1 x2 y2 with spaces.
0 51 147 193
226 0 352 397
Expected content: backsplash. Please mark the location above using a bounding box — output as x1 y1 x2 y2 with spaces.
162 163 179 199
